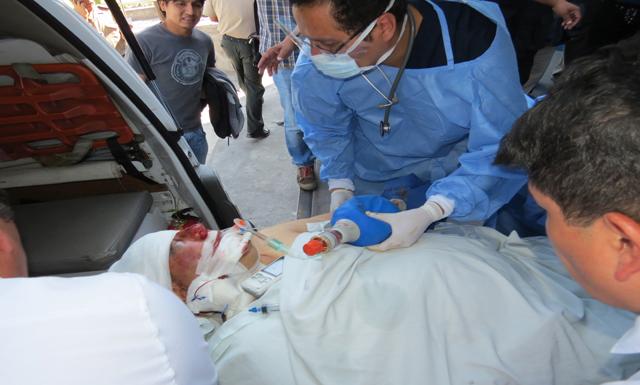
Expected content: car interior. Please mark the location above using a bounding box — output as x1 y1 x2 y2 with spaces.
0 0 239 276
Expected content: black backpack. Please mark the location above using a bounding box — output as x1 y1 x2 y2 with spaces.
203 68 244 139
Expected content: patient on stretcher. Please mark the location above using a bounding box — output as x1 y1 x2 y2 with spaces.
110 215 640 385
110 222 268 324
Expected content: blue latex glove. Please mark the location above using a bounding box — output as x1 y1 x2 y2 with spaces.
331 195 399 247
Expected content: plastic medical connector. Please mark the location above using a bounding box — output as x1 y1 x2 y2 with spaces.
303 219 361 256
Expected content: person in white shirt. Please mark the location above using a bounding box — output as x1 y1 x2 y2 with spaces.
0 197 219 385
495 32 640 384
0 273 219 385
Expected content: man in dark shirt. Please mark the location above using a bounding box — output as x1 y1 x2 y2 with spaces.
126 0 215 164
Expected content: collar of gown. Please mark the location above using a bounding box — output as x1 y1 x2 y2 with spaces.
611 315 640 354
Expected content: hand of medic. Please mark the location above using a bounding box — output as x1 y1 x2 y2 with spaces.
366 199 450 251
257 37 296 76
330 188 354 212
552 0 582 30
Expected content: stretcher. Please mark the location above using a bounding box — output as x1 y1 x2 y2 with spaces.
0 63 134 161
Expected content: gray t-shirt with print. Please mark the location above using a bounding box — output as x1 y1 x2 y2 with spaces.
126 23 215 132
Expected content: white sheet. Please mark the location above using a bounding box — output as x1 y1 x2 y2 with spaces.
209 224 640 385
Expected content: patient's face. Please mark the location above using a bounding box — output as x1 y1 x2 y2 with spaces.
529 184 633 310
169 223 259 291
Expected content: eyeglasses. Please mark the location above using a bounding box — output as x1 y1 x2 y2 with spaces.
276 19 367 55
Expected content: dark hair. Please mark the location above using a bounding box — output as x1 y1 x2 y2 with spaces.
495 34 640 225
291 0 407 35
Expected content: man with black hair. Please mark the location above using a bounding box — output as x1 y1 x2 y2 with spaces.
281 0 532 251
126 0 215 163
495 34 640 383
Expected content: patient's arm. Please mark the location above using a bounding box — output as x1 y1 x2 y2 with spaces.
256 213 330 263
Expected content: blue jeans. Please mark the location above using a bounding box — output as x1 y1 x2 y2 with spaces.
183 127 208 164
273 68 314 166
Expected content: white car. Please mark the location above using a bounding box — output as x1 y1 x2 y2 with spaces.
1 0 240 276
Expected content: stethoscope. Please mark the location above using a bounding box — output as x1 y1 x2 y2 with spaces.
361 9 416 137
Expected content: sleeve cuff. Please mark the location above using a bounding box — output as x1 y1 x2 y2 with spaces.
328 178 355 192
425 195 455 218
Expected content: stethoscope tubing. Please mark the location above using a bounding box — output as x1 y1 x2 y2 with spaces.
380 8 416 136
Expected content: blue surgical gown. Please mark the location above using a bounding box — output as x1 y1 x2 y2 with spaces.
292 0 529 222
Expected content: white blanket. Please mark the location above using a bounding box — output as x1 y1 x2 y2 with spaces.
208 224 640 385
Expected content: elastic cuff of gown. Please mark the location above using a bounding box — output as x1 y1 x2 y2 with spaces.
328 178 355 191
424 194 455 218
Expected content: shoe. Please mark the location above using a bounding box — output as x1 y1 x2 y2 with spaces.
297 165 317 191
246 128 270 139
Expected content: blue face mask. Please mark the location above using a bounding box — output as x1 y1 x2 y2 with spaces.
309 0 402 79
307 23 375 79
310 22 406 79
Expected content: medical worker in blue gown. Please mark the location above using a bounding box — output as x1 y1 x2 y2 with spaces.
287 0 532 250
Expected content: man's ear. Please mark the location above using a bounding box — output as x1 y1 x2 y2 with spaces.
604 212 640 282
375 12 398 43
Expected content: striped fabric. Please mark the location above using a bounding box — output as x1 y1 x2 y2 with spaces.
256 0 299 68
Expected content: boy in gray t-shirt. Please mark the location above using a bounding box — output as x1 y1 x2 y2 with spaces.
126 0 215 163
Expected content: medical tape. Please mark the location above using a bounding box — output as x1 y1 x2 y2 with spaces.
195 230 222 276
196 230 254 277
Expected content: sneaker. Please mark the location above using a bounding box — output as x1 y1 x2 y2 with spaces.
297 165 317 191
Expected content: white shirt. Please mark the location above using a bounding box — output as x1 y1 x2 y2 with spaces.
0 273 218 385
603 316 640 384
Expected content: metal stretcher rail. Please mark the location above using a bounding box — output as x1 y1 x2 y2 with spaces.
296 161 329 219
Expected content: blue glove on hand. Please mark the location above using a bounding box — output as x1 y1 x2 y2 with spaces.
331 195 399 247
